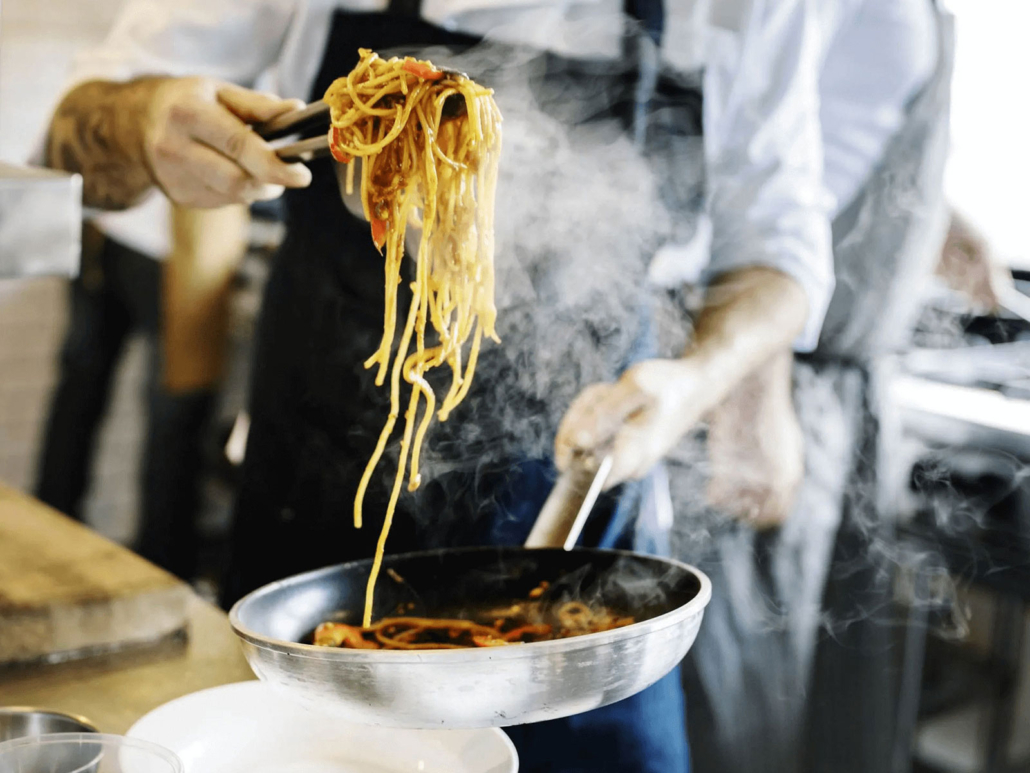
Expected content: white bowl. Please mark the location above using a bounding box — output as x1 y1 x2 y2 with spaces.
127 681 517 773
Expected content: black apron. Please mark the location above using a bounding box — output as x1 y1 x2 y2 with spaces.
223 4 697 772
223 1 706 602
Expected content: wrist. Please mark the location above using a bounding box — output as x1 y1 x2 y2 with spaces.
654 355 722 427
680 267 807 406
676 336 738 410
129 76 175 178
47 77 171 209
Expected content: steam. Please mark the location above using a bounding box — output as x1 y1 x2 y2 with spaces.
342 33 1009 763
356 37 985 636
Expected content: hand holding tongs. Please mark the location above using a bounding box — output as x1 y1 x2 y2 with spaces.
525 455 614 550
255 89 469 164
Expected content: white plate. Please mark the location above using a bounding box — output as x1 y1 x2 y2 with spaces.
127 681 517 773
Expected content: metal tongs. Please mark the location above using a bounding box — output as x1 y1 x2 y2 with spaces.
255 101 333 163
256 79 469 164
525 455 614 550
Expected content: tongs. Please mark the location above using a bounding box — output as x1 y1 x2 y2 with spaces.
525 455 614 550
257 87 469 164
255 101 333 163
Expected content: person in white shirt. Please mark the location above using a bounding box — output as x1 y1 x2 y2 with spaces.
40 1 951 771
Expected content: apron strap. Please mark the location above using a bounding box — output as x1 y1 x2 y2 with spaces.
624 0 664 45
387 0 421 18
623 0 664 147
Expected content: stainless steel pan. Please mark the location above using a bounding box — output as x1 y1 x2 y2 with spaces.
230 546 710 728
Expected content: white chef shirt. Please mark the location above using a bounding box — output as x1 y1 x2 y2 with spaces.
57 0 939 351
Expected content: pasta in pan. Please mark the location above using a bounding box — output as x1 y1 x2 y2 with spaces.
313 583 636 650
323 49 502 626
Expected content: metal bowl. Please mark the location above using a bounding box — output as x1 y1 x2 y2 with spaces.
0 707 97 743
230 546 711 728
0 733 181 773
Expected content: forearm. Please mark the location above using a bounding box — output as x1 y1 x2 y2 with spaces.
164 204 249 392
46 78 165 209
685 266 808 410
554 267 808 481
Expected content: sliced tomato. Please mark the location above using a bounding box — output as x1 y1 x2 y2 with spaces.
402 60 444 81
370 217 388 250
328 127 351 163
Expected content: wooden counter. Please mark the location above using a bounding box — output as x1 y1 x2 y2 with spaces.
0 485 255 732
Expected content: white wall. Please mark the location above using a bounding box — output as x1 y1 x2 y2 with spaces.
944 0 1030 268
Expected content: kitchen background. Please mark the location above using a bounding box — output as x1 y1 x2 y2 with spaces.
1 1 1028 771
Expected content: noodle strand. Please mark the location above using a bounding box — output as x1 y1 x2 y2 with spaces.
325 50 502 624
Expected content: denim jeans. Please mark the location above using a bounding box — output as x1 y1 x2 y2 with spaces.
490 459 691 773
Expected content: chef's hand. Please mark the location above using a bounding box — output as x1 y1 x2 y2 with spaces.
143 78 312 207
705 351 803 528
936 210 1012 313
555 266 810 516
47 77 311 209
555 357 708 487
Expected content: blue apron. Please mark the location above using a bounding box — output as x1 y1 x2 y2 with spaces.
223 4 691 771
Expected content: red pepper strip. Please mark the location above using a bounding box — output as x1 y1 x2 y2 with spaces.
370 218 388 250
401 60 444 81
328 127 352 163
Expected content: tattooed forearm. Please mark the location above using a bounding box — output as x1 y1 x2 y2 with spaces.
46 78 168 210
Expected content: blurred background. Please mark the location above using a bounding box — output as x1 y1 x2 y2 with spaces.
0 0 282 595
0 1 1028 771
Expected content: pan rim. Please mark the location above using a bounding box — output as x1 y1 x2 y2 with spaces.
229 546 712 663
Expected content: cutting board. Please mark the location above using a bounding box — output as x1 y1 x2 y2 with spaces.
0 484 191 666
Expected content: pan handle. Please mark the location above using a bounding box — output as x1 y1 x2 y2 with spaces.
524 455 613 550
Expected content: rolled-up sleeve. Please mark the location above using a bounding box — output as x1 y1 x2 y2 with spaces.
702 0 835 352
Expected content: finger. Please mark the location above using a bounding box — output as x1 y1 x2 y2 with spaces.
192 181 284 207
190 103 311 188
217 83 307 123
563 378 650 459
555 384 615 471
173 142 285 205
750 491 786 530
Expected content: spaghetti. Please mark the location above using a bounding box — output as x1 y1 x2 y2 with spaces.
323 50 502 627
313 584 635 650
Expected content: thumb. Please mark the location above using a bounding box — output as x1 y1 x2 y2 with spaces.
217 84 306 124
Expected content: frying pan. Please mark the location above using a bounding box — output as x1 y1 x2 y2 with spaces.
230 546 709 728
229 459 710 728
